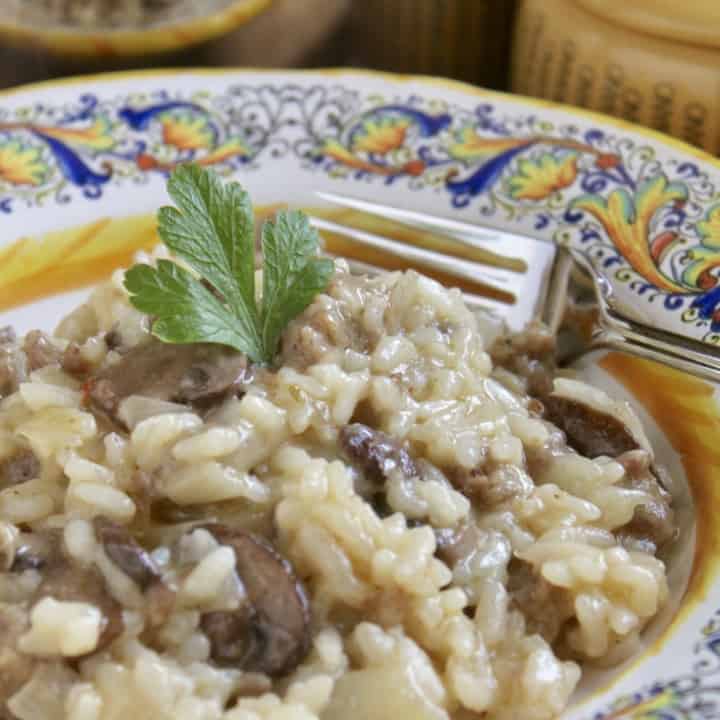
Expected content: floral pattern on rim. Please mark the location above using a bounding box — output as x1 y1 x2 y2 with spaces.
590 609 720 719
2 83 720 342
306 98 720 342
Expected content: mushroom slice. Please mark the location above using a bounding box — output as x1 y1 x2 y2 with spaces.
86 339 249 425
340 423 417 486
34 563 124 655
0 448 40 490
93 518 178 630
27 532 124 654
543 379 677 550
93 517 161 591
542 377 651 458
61 342 92 378
616 450 676 551
23 331 62 372
448 463 531 507
199 525 311 677
434 521 480 570
507 558 570 643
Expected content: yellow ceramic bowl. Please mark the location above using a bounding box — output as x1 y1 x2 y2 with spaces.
3 67 720 719
0 0 273 57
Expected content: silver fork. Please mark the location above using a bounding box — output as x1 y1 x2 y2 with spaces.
308 191 720 385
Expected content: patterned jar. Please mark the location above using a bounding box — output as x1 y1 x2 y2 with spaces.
511 0 720 154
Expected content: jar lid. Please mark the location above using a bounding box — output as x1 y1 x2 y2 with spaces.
575 0 720 49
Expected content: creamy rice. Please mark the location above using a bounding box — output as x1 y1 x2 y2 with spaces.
0 257 675 720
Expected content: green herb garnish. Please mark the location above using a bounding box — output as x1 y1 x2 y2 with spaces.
124 164 334 364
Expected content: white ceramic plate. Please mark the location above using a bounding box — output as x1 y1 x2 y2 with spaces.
2 69 720 719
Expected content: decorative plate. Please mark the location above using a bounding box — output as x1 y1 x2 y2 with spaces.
1 68 720 719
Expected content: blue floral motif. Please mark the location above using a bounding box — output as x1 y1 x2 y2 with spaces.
1 80 719 345
591 611 720 719
35 133 112 189
118 101 206 131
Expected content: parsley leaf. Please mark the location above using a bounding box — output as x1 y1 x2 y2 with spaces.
157 164 260 347
124 164 333 364
260 210 335 361
124 260 263 358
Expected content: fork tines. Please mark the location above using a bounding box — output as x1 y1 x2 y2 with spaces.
310 192 557 332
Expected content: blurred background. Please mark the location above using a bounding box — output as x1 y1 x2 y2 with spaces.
0 0 517 89
0 0 717 154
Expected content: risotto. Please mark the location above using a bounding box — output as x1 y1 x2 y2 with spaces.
0 256 675 720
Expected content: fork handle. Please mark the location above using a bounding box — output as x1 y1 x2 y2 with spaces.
587 324 720 385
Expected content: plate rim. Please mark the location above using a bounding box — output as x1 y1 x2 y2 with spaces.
1 64 718 170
